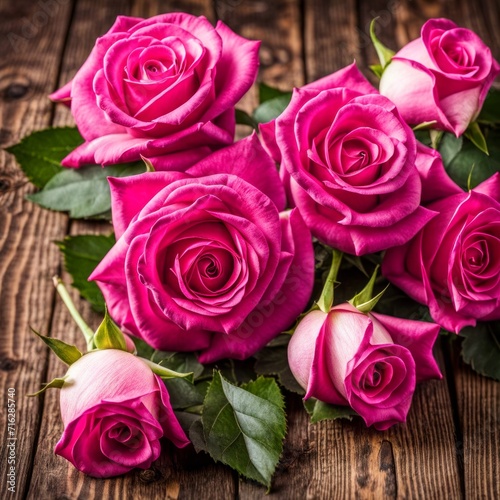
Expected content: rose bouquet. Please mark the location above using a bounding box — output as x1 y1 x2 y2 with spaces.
7 13 500 488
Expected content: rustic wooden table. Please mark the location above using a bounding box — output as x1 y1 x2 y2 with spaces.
1 0 499 498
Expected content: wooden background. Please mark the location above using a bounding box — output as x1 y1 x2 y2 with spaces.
1 0 499 498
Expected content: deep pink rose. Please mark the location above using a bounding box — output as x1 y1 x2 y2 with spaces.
380 19 500 136
90 135 314 362
50 14 260 168
288 303 441 430
414 142 462 203
55 349 189 478
383 173 500 333
261 63 435 255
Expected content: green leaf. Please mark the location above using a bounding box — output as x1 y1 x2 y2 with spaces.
444 129 500 189
460 322 500 381
132 337 155 359
28 377 66 397
369 64 384 78
254 342 305 395
56 234 115 313
93 309 128 351
253 93 293 124
150 351 204 379
31 328 82 365
477 88 500 124
202 372 286 488
235 108 257 129
27 162 146 218
349 265 386 312
430 129 444 150
464 122 489 155
317 249 343 313
166 379 210 410
259 83 290 103
412 121 438 131
438 133 463 166
6 127 84 188
369 18 395 71
303 398 357 423
141 358 194 383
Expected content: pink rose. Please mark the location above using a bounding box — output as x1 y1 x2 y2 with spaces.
383 173 500 333
50 14 260 169
379 19 500 136
90 135 314 362
414 142 462 203
288 304 441 430
261 63 435 255
55 349 189 478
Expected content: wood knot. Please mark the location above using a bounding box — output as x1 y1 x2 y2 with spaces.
0 357 19 371
4 83 29 100
139 466 166 484
0 177 12 192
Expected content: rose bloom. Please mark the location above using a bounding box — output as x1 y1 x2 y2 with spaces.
380 18 500 136
288 303 441 430
383 173 500 333
260 63 435 256
55 349 189 478
50 13 260 169
90 135 314 363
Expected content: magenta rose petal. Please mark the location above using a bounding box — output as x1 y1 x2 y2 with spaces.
371 313 442 382
186 134 286 211
108 172 187 239
203 21 261 122
199 208 314 362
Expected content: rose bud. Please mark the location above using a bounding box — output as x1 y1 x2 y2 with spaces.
55 349 189 478
260 63 435 255
380 18 500 136
288 304 441 430
383 173 500 333
50 13 260 169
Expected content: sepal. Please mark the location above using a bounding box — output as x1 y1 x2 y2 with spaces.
31 327 82 365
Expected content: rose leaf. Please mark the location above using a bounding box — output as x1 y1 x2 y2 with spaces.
253 93 293 123
202 371 286 489
27 162 146 219
477 88 500 124
56 233 115 313
31 327 82 365
460 322 500 381
6 127 84 188
444 129 500 189
303 398 358 424
254 342 305 395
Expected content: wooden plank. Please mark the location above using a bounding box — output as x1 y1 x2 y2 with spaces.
453 352 500 500
0 1 74 498
26 1 236 498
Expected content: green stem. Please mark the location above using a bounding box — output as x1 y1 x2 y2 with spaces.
317 249 343 313
53 276 94 351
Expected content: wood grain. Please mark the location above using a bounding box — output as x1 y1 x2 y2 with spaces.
0 1 73 498
1 0 499 498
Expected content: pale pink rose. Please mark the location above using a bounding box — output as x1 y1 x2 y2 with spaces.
89 135 314 362
260 63 435 255
380 19 500 136
55 349 189 478
383 173 500 333
288 304 441 430
50 14 260 168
